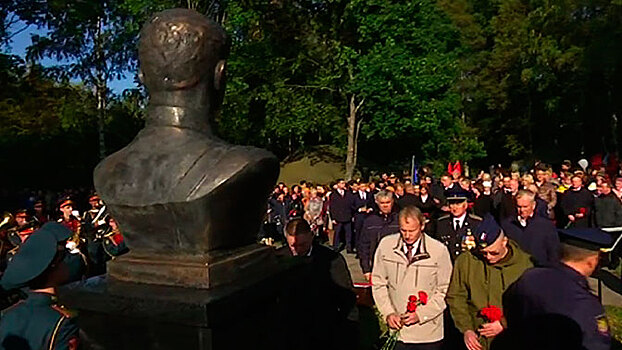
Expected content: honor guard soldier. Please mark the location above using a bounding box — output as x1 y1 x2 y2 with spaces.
57 198 80 235
501 228 612 350
0 223 86 350
429 191 482 261
82 193 105 227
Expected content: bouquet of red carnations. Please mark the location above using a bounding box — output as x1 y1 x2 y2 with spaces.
479 305 503 323
380 291 428 350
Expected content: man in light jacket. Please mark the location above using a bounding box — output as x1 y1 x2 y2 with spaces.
372 206 453 349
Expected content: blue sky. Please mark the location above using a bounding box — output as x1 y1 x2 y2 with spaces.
7 23 137 94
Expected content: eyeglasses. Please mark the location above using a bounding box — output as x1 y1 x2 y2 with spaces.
480 250 501 257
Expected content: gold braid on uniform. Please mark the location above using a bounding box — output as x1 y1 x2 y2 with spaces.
48 315 66 350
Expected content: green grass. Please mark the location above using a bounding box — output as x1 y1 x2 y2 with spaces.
606 305 622 343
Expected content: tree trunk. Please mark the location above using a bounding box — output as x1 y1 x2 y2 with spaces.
345 95 364 180
95 16 106 160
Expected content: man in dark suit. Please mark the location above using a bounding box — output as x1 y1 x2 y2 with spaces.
561 175 595 228
280 219 358 350
501 189 560 265
429 192 482 261
353 183 374 254
329 179 355 252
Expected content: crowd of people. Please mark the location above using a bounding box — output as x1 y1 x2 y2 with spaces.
270 159 622 350
0 157 620 349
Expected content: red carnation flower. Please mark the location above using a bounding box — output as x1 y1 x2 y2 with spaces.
407 301 417 313
579 207 587 215
408 295 418 303
418 291 428 305
480 306 503 322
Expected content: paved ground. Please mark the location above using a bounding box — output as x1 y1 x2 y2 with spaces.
341 250 622 307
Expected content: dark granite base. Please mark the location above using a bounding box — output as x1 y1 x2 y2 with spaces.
58 259 300 350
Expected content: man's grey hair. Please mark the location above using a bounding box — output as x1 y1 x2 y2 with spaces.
398 206 425 226
375 190 394 202
515 189 536 203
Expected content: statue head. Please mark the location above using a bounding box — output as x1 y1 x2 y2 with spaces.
138 9 229 111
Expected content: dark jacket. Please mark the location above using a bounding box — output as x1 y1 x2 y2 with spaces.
353 191 374 212
495 191 516 221
502 264 610 350
329 190 355 223
501 215 560 266
0 292 79 350
397 193 418 210
473 194 494 218
429 213 482 261
278 243 358 349
358 212 399 273
561 187 594 228
594 192 622 228
413 194 439 219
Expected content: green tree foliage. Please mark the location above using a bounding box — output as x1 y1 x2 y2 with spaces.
442 0 622 164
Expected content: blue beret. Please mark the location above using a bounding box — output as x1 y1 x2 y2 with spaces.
474 214 502 248
0 223 72 290
558 228 613 251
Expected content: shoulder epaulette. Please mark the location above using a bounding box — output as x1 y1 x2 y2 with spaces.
51 304 77 318
469 214 483 220
438 215 450 221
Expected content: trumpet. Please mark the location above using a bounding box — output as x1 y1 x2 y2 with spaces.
0 213 13 230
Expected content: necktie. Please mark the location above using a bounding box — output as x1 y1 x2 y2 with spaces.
454 219 461 230
406 243 413 261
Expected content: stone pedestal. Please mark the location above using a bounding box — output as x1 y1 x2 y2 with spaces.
107 244 277 289
58 257 300 350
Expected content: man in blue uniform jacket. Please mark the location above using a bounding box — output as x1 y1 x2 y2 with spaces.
0 223 86 350
500 228 612 350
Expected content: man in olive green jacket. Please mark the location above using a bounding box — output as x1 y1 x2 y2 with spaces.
446 215 533 350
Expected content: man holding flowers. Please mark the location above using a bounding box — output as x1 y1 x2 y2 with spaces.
372 206 453 349
446 215 533 350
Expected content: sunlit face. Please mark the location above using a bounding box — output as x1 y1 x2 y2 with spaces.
351 183 359 192
480 234 509 265
449 201 467 217
377 197 394 215
516 196 535 219
15 214 28 227
337 181 346 190
89 198 101 209
286 232 314 256
60 205 73 217
536 170 546 183
399 216 423 245
441 176 452 187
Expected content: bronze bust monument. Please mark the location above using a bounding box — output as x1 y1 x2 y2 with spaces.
93 8 279 288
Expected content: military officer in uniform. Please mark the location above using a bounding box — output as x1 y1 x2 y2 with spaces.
429 192 482 261
500 228 612 350
0 222 86 350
